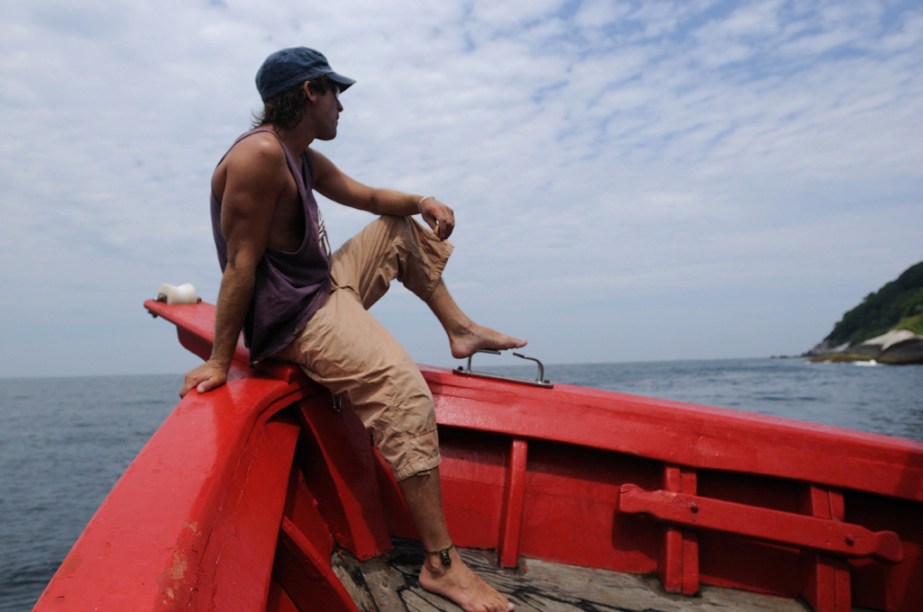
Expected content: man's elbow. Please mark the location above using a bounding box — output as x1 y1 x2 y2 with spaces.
222 257 258 286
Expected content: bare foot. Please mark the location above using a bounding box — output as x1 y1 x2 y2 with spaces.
418 547 513 611
449 322 527 359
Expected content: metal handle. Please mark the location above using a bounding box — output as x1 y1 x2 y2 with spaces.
513 352 548 385
455 350 552 388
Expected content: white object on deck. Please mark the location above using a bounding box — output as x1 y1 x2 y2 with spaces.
157 283 199 305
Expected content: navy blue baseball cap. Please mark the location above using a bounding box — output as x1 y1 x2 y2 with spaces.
255 47 356 102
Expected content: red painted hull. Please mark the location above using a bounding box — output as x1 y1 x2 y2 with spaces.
35 301 923 611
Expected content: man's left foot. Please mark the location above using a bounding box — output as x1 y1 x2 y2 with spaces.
419 547 514 611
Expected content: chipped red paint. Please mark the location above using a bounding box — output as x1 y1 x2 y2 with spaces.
34 301 923 611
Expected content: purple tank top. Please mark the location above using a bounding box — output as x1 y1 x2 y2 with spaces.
210 128 331 363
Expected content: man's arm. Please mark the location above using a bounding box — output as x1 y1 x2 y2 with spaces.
180 137 288 397
308 148 455 240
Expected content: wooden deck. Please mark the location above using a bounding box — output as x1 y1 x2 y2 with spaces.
334 539 810 611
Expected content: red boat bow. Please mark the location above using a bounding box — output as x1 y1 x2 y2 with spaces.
34 300 923 611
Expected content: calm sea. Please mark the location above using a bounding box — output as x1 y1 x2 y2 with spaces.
1 358 920 610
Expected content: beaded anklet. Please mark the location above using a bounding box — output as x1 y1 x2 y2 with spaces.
425 543 455 567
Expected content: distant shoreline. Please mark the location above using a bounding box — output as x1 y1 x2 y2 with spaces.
806 330 923 365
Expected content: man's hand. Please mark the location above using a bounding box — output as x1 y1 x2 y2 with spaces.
420 197 455 241
180 359 229 398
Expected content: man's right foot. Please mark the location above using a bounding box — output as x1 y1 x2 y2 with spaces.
449 322 527 359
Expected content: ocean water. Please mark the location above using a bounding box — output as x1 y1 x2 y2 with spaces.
1 359 920 610
0 375 179 612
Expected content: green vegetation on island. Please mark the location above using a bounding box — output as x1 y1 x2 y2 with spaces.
808 261 923 364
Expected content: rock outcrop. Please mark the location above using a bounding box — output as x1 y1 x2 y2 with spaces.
807 329 923 364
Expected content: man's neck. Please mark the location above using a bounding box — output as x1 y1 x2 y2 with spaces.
270 122 314 155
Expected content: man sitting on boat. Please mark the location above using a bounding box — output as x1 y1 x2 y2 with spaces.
180 46 524 612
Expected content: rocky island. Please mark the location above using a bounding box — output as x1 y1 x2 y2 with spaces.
806 261 923 365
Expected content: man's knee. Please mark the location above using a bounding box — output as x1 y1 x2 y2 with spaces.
367 214 411 238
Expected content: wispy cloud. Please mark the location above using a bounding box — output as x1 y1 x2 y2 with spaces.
1 0 921 376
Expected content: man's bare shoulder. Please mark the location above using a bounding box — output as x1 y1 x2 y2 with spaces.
215 130 291 201
227 130 286 167
305 147 343 184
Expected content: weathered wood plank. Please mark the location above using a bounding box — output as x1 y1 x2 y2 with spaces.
333 539 809 611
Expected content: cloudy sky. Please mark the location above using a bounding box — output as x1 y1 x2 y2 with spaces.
1 0 921 379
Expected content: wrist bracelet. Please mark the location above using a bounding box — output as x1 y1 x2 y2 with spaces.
418 195 434 212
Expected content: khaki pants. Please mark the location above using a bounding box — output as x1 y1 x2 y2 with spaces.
276 216 453 480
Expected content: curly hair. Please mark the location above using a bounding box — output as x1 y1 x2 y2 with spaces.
252 76 335 131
